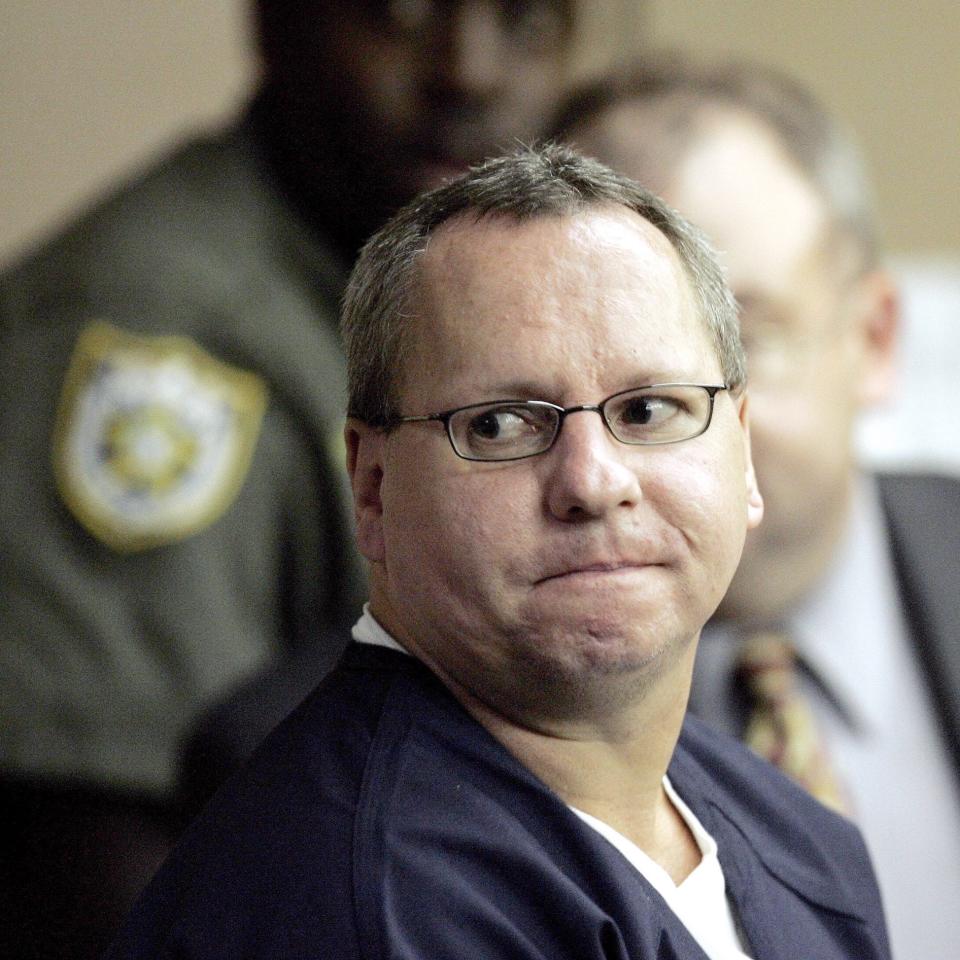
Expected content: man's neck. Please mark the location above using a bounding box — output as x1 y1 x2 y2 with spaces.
451 644 701 883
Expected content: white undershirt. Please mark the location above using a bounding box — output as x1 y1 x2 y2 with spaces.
572 787 751 960
352 607 752 958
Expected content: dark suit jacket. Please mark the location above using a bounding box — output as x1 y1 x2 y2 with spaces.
109 643 890 959
878 472 960 777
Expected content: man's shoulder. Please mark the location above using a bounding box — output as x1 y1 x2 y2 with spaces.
108 644 426 958
201 644 430 807
0 112 345 337
673 715 882 916
5 123 251 280
674 713 862 842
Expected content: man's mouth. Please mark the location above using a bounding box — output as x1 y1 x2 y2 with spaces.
536 560 658 585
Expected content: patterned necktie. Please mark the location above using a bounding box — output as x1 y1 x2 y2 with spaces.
736 630 849 814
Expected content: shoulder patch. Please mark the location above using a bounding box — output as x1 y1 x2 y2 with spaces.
53 321 268 552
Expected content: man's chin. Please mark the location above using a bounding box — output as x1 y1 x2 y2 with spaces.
518 618 679 679
506 632 687 724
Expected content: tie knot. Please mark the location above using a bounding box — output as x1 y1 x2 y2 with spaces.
736 630 798 704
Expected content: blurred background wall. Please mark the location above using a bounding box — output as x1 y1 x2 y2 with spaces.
3 0 957 265
3 0 958 470
650 0 959 258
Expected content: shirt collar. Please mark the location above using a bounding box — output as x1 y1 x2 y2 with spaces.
351 603 409 655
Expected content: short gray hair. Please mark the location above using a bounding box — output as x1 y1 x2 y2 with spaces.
341 142 742 426
552 55 881 269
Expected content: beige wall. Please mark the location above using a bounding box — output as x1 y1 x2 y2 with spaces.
1 2 252 266
2 1 956 266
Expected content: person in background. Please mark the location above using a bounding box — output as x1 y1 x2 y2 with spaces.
0 3 577 957
105 142 889 960
555 55 960 960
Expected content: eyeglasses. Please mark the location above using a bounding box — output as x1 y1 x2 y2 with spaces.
393 383 728 462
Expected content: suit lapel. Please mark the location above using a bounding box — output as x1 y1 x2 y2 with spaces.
878 473 960 777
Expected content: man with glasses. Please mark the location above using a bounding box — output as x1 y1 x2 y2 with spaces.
106 145 889 960
556 57 960 960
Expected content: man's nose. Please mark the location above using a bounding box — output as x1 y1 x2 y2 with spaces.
431 2 509 99
543 410 642 521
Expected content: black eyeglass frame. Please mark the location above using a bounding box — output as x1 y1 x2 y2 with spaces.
391 383 729 462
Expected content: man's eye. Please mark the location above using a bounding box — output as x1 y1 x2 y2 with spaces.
467 407 538 443
610 390 704 443
619 396 682 426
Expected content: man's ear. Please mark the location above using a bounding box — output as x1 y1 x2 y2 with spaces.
850 267 900 408
736 392 764 531
345 418 386 563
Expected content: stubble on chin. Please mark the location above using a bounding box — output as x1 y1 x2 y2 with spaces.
490 617 696 725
